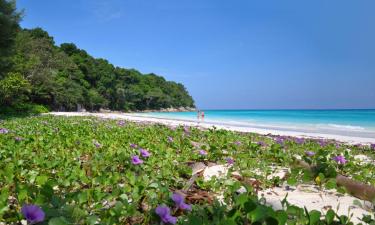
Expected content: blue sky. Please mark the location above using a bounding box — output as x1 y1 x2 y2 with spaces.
18 0 375 109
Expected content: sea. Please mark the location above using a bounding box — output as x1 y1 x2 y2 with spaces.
139 109 375 139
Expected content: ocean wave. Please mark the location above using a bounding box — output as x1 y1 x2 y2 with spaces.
206 119 370 133
142 113 374 133
316 124 366 131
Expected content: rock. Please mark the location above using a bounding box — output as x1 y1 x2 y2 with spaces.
191 162 206 175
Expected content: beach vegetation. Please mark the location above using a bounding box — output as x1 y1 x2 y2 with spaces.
0 115 374 224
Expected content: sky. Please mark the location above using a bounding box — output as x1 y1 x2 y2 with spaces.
17 0 375 109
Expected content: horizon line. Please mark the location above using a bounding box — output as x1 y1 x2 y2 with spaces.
196 108 375 111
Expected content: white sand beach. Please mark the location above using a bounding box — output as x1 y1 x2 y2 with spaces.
48 112 375 145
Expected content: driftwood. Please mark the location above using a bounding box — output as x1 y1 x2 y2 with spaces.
336 175 375 201
294 159 375 202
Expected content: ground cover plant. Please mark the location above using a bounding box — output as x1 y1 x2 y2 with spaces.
0 115 375 224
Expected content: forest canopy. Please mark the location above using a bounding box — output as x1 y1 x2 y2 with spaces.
0 0 195 114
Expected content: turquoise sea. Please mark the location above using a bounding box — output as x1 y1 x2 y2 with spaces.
140 110 375 138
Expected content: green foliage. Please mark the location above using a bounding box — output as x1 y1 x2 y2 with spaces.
0 72 31 106
1 1 195 113
0 103 48 118
5 29 195 112
0 116 374 224
0 0 22 76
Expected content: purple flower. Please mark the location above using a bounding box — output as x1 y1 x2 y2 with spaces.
15 136 23 142
295 138 305 145
21 204 45 224
371 143 375 150
318 139 327 147
275 137 284 145
130 143 138 148
172 193 192 211
183 126 190 133
199 150 207 156
0 128 9 134
117 120 126 126
139 148 151 158
257 141 266 147
226 157 234 165
234 141 242 146
131 155 143 165
93 140 102 148
305 151 315 157
155 205 177 224
332 155 347 164
191 142 200 148
167 136 174 142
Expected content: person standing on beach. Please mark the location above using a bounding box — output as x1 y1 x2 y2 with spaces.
201 111 205 121
197 110 200 121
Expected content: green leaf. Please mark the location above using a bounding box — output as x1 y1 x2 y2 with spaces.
48 217 70 225
325 179 336 190
265 216 279 225
235 193 248 206
148 182 158 189
302 169 313 182
318 173 325 181
287 177 297 186
309 210 321 225
248 205 267 222
325 209 335 224
286 205 303 216
18 189 28 202
244 199 257 213
275 211 288 225
78 192 88 204
186 215 202 225
221 219 237 225
36 175 49 186
352 199 362 208
339 215 348 224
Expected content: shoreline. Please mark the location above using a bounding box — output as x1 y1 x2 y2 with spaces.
48 112 375 145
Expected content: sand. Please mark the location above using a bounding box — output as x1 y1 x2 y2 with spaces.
200 164 373 224
48 112 375 145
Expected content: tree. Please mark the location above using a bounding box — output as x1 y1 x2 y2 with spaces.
2 21 195 112
0 72 31 106
0 0 22 77
11 29 88 109
86 89 107 111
